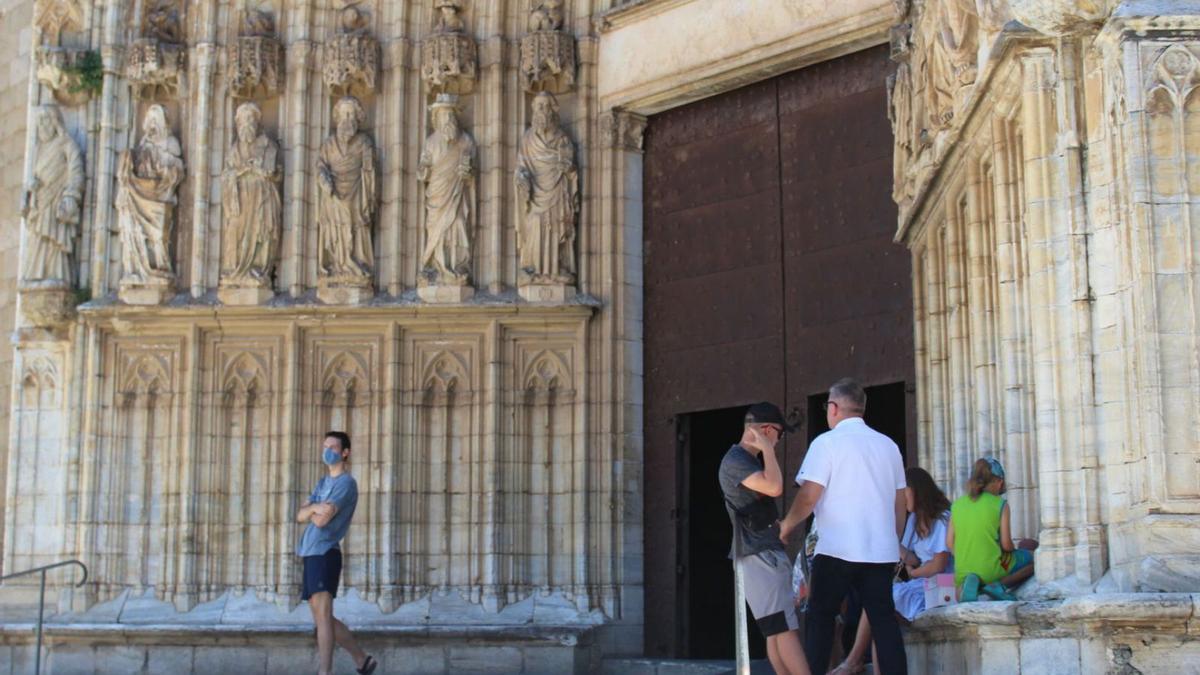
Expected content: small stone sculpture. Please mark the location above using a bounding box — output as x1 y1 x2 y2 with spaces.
316 96 376 302
116 104 184 304
21 105 83 286
418 95 476 300
529 0 564 31
520 0 575 93
219 102 281 303
515 92 579 297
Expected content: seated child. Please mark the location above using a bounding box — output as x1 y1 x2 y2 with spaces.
946 457 1037 601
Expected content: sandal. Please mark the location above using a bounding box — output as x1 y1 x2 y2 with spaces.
829 661 866 675
357 655 378 675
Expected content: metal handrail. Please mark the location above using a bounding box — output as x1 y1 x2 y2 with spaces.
0 559 88 675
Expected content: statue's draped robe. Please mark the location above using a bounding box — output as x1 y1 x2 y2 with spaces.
116 136 184 281
222 135 282 282
317 133 376 278
22 131 83 283
420 130 475 280
516 126 577 281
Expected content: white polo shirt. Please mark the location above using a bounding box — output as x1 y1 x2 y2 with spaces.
796 417 906 563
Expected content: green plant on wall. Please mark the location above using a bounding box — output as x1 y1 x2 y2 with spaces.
64 50 103 96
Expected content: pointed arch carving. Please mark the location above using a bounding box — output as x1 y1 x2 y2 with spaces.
522 349 572 393
1147 44 1200 116
422 351 470 395
22 355 60 391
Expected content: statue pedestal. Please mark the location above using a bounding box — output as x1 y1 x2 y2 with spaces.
19 282 76 327
119 276 174 306
519 282 575 304
418 283 475 304
318 275 373 305
218 282 274 306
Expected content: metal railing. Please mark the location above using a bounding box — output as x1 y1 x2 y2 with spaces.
0 560 88 675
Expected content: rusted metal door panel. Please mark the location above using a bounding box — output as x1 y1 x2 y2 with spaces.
642 45 913 658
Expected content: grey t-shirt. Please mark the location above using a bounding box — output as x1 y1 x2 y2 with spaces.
296 472 358 558
718 444 783 559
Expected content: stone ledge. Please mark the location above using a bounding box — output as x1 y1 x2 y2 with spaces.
908 593 1198 637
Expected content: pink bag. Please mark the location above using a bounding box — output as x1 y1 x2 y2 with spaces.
923 573 957 610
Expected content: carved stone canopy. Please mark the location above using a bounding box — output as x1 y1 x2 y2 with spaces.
421 31 477 95
229 12 283 99
322 7 379 96
520 30 576 94
126 38 186 99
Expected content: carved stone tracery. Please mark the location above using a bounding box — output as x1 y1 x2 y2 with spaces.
125 1 185 99
322 3 379 97
421 0 478 95
520 0 576 94
227 10 283 99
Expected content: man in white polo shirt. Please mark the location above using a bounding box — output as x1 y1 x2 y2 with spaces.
780 378 908 675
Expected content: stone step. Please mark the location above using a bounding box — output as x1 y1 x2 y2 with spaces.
599 658 776 674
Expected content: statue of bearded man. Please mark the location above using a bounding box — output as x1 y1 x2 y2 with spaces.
116 103 184 282
21 105 83 285
418 95 476 285
515 92 579 284
221 102 282 284
317 96 377 280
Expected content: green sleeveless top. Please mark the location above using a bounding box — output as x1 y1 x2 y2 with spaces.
950 492 1007 586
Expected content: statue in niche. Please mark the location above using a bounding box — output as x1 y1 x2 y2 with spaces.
889 63 915 202
434 0 466 33
925 0 980 127
21 105 83 285
418 94 475 287
317 96 376 281
220 102 281 286
146 1 182 43
516 92 579 286
529 0 564 31
116 104 183 285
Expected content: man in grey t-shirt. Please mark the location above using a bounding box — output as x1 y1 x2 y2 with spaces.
295 431 377 675
718 402 809 675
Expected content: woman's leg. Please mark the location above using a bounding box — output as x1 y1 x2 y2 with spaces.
840 610 871 667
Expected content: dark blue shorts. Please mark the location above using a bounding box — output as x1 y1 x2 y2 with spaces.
301 548 342 601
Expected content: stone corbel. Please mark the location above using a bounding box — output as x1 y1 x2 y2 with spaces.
322 5 379 97
35 46 99 106
598 110 646 153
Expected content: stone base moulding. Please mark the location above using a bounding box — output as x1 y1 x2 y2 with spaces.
519 283 575 304
19 283 76 326
317 276 374 305
118 276 174 306
217 283 274 306
418 283 475 304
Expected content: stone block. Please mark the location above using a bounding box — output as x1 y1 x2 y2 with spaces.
448 645 523 673
316 278 374 305
378 646 447 675
218 284 275 305
418 283 475 303
523 645 579 674
46 644 96 675
194 646 268 674
97 645 148 673
519 283 575 303
265 645 313 674
147 646 195 673
1019 638 1080 675
118 277 174 305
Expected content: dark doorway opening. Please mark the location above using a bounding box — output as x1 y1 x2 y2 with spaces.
677 405 767 660
805 381 910 464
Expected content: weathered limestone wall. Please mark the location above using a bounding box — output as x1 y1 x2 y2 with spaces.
0 0 33 580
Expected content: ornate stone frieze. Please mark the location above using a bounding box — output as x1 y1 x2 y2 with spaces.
516 92 579 300
1008 0 1115 36
421 0 477 95
125 1 185 99
227 10 283 99
520 0 576 94
219 103 281 305
322 3 379 97
417 94 476 302
116 104 183 305
316 96 376 304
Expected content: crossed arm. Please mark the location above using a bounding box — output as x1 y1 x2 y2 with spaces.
295 501 339 528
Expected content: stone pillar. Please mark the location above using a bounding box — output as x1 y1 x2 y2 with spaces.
1097 6 1200 591
1019 44 1106 587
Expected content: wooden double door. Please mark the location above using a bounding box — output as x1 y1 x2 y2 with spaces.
641 45 916 658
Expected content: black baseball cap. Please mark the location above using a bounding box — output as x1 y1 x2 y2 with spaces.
744 402 796 433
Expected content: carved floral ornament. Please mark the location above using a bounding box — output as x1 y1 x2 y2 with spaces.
1147 45 1200 116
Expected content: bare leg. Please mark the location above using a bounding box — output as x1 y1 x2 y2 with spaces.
840 610 871 669
1000 564 1034 588
308 592 335 675
773 630 811 675
332 617 368 668
767 635 785 675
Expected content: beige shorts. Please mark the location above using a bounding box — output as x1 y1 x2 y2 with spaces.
740 549 800 637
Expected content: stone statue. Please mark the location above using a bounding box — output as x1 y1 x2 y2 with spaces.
116 104 183 287
926 0 980 126
221 102 281 288
529 0 565 31
418 95 475 287
516 92 579 287
888 63 915 202
317 96 376 281
21 106 83 285
434 0 466 33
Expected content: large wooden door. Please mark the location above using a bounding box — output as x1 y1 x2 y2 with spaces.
642 45 915 658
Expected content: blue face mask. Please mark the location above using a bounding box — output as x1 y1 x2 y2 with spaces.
322 447 342 466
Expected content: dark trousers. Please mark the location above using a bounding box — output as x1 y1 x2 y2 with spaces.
805 554 907 675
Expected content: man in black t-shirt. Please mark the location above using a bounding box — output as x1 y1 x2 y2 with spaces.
719 402 809 675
